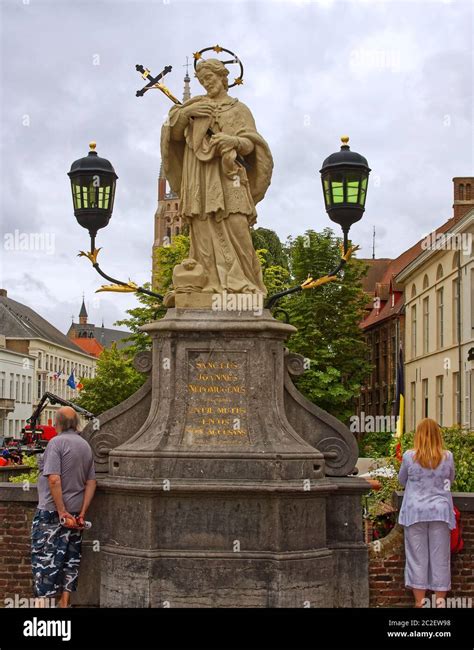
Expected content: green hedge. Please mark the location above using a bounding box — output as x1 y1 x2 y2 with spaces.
8 454 39 485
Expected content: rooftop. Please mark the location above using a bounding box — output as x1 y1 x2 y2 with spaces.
0 290 93 356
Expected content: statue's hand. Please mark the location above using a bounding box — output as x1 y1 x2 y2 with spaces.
209 133 239 155
181 102 214 120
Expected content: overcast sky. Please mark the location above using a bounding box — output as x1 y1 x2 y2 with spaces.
0 0 472 334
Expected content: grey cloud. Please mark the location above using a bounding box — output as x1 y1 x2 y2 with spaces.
1 0 472 332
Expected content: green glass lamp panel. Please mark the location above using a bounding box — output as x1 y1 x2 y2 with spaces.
346 180 360 203
72 182 82 209
97 186 104 209
104 185 111 209
360 175 368 206
331 181 344 203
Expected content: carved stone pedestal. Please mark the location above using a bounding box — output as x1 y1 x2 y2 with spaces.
80 309 370 607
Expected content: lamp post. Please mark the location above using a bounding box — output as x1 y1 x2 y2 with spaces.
266 136 370 311
68 142 163 299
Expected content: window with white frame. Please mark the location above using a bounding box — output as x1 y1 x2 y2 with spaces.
436 287 444 349
436 375 444 426
452 278 459 344
423 297 429 354
411 305 417 358
411 381 416 430
453 372 460 425
465 370 471 428
423 378 429 418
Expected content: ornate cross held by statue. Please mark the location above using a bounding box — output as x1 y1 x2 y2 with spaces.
135 51 249 169
135 64 173 97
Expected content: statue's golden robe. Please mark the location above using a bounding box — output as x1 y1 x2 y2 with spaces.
161 95 273 294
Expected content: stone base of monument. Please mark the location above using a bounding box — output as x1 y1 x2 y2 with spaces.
80 308 370 608
174 292 215 309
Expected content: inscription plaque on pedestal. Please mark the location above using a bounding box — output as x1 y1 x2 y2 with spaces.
183 350 250 445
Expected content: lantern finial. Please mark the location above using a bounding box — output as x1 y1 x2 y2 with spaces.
89 141 97 151
341 135 350 146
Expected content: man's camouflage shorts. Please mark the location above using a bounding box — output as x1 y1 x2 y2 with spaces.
31 509 83 598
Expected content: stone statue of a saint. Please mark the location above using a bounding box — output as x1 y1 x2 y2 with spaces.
161 58 273 299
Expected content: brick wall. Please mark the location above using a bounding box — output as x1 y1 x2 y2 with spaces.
0 485 37 605
369 493 474 607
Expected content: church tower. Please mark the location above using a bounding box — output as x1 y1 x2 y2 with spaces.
182 66 191 103
152 66 191 288
79 297 88 325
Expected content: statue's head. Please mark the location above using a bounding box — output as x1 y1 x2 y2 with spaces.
195 59 229 97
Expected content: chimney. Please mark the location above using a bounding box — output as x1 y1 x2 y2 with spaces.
0 289 7 297
453 177 474 220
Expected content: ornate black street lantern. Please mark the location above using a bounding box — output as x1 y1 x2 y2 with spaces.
68 143 162 299
320 136 371 252
68 142 117 246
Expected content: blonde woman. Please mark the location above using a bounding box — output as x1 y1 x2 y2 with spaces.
398 418 456 608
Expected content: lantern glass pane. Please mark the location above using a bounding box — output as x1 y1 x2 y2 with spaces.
323 179 331 206
72 182 83 209
346 179 360 203
331 180 344 203
331 174 344 203
360 175 368 206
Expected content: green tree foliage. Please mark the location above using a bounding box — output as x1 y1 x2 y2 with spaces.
251 227 289 269
76 344 146 416
281 229 372 423
114 285 161 355
152 234 190 293
115 236 191 354
9 453 39 484
255 248 291 297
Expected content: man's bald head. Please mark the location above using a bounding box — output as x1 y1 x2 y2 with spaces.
55 406 80 433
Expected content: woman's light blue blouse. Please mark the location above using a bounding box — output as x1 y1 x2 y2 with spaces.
398 449 456 530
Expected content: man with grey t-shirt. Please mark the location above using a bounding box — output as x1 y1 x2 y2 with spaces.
31 406 96 608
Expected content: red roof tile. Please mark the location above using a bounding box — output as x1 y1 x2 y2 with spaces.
73 338 104 358
360 213 462 330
